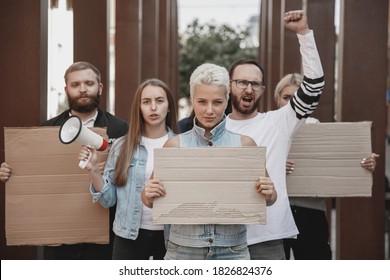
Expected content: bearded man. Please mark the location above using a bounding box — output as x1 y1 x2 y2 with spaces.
1 61 128 259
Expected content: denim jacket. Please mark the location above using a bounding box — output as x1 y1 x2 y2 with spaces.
90 129 175 240
168 116 247 247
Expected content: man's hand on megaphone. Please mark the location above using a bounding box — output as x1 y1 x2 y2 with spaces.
79 145 99 172
0 162 12 183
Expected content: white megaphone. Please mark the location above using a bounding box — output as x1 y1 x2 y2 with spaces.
59 115 108 169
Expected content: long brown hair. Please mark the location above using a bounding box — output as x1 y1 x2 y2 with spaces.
114 78 179 186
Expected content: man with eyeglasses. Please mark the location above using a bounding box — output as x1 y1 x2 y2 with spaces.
226 10 324 259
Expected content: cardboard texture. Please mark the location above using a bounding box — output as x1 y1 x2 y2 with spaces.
153 147 266 224
4 126 109 246
286 122 373 197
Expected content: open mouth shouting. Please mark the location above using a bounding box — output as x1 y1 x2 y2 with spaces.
242 95 255 108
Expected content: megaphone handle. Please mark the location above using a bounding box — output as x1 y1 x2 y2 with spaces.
79 154 91 169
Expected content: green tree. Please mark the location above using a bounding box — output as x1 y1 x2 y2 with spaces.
179 19 257 98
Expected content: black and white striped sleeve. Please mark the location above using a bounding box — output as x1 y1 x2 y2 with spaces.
290 30 325 119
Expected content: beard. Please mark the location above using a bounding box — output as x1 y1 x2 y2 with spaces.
67 93 100 113
231 93 261 115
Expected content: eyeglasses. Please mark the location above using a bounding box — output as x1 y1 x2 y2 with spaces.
231 79 265 91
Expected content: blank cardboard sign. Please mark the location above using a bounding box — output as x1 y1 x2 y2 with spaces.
153 147 266 224
286 122 373 197
4 126 109 246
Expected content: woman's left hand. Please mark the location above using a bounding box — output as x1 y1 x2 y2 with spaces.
256 176 277 206
142 178 166 208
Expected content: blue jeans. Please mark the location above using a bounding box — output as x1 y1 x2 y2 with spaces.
164 241 250 260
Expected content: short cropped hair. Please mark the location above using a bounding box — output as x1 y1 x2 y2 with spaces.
189 63 230 101
64 61 101 84
229 59 266 86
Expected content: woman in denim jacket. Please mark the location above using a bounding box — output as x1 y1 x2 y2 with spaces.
79 79 178 259
142 63 277 260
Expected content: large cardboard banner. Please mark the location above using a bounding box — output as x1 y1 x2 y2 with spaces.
4 126 109 246
153 147 267 225
4 122 372 245
287 122 373 197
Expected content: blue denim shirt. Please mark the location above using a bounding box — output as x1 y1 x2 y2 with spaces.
90 130 174 240
169 117 247 247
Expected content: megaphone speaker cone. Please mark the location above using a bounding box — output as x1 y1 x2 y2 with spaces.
59 115 108 151
59 116 82 144
59 115 108 169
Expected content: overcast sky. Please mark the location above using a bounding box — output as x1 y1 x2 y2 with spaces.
178 0 261 33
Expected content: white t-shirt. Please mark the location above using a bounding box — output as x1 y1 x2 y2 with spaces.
226 30 324 245
227 106 302 244
139 134 168 231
